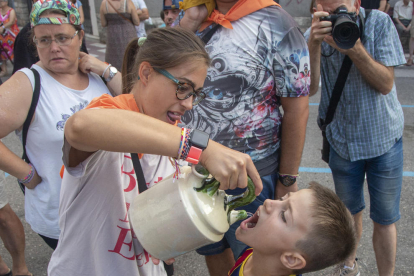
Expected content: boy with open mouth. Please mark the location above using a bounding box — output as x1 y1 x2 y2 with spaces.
229 182 356 276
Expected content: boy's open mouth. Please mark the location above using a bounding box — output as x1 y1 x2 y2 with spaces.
241 209 260 229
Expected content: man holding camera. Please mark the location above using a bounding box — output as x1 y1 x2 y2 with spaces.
306 0 405 275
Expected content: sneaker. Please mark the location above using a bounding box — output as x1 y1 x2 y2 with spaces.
338 260 360 276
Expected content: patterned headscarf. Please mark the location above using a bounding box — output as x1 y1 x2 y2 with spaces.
30 0 80 27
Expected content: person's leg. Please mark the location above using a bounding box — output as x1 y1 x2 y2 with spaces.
0 255 11 275
0 204 30 275
196 233 232 276
0 171 29 275
204 248 235 276
395 22 404 38
408 21 414 65
329 148 366 268
372 222 397 276
366 138 403 276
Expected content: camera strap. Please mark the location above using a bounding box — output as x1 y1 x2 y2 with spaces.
322 9 372 127
323 55 352 127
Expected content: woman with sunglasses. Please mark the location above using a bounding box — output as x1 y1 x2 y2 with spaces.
47 27 262 276
0 0 121 250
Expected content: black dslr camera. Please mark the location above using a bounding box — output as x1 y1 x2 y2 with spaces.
320 6 359 49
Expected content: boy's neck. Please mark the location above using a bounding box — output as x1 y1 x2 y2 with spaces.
243 251 293 276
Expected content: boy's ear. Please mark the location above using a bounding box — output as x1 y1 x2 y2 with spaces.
280 252 306 270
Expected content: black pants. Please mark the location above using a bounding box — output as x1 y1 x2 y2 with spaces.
39 234 58 250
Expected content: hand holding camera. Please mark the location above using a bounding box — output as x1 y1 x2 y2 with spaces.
309 4 331 46
310 4 361 50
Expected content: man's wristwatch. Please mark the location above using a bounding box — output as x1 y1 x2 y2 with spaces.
105 66 118 82
185 130 210 164
278 174 298 187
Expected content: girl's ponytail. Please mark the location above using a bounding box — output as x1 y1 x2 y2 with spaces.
122 37 139 94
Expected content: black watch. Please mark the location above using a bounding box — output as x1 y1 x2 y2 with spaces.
278 174 298 187
185 129 210 164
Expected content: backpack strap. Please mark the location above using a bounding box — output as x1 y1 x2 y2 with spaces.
130 153 147 193
19 68 41 193
200 24 221 45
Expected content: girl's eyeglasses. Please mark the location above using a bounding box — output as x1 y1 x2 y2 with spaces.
153 68 206 105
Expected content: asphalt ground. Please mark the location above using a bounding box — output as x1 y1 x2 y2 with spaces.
0 36 413 275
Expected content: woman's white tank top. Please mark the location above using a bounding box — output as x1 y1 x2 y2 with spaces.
17 64 111 239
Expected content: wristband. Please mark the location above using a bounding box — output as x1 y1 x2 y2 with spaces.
101 64 111 78
177 128 191 160
18 163 35 184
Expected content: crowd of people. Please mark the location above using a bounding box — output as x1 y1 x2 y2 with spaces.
0 0 410 275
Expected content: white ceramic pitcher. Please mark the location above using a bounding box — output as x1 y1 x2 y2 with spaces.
130 165 255 261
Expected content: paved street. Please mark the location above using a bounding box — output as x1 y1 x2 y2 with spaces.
0 35 413 275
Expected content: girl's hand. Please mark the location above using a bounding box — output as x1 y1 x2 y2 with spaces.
150 255 175 265
199 140 263 196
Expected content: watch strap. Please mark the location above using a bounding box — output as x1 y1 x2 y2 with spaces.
185 147 203 164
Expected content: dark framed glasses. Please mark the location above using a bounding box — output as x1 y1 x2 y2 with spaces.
154 68 206 105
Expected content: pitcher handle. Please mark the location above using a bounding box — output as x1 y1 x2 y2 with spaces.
193 165 256 211
224 177 256 213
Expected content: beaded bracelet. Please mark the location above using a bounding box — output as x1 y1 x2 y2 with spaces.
178 128 191 161
177 127 186 160
18 163 35 184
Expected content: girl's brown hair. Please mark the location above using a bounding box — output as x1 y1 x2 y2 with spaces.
121 27 211 94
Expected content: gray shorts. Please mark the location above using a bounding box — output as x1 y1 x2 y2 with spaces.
0 170 8 209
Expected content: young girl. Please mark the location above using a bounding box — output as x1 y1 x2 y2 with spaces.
47 27 262 276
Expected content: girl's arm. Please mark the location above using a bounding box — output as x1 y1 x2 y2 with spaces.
65 109 263 195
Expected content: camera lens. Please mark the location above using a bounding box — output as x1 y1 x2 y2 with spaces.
332 15 359 49
340 27 351 39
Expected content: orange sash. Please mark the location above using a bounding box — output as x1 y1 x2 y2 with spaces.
199 0 280 31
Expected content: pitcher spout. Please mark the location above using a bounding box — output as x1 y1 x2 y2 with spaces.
228 210 248 225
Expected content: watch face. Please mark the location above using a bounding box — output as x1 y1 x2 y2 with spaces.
110 67 118 74
280 175 297 187
190 130 210 150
